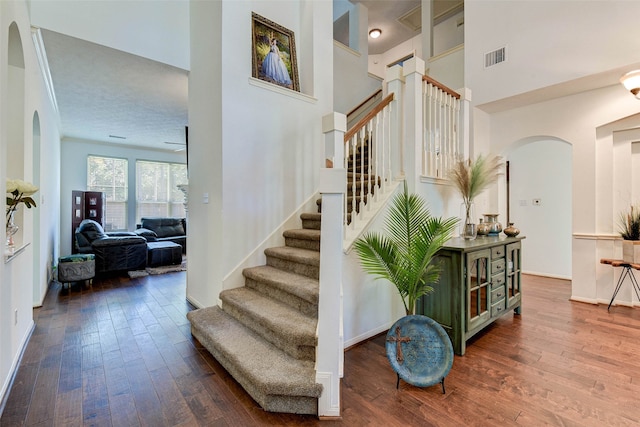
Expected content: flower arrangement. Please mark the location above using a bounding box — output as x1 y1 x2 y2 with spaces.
619 205 640 240
6 178 39 228
448 154 502 237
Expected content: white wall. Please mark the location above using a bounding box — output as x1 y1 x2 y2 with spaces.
465 0 640 106
28 0 190 69
368 34 422 79
60 138 186 255
433 10 463 56
486 83 640 302
1 0 61 405
507 138 572 279
187 0 333 308
368 32 463 93
333 2 381 114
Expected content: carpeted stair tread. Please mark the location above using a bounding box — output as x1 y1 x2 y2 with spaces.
283 228 320 241
220 287 317 343
187 306 322 414
243 265 318 306
265 246 320 280
300 213 321 230
300 212 321 221
220 287 317 360
265 246 320 266
283 228 321 251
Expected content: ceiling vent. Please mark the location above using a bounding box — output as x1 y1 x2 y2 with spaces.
397 5 422 32
485 46 506 68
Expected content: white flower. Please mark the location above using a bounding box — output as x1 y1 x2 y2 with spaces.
6 178 38 196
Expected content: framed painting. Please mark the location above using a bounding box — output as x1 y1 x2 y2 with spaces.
251 12 299 92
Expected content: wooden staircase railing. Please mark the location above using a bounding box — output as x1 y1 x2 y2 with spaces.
422 75 461 179
342 93 394 237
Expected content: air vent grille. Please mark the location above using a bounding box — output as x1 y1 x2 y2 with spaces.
485 47 506 68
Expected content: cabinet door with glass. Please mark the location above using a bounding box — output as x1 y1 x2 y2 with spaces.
506 241 522 314
466 249 491 331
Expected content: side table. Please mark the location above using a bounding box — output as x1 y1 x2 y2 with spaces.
58 254 95 290
600 258 640 310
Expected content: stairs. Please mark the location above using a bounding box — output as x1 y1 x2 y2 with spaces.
187 136 381 416
186 212 323 415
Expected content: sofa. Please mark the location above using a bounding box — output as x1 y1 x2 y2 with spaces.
75 219 148 273
135 217 186 253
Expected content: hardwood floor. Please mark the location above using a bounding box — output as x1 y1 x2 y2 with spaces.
2 272 640 426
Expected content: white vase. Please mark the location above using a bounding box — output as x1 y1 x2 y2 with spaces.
622 240 640 263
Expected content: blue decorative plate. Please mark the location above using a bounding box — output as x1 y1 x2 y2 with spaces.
385 315 454 388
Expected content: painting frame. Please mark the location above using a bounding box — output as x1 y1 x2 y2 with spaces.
251 12 299 92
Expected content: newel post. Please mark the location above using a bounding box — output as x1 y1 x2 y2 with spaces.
316 113 346 418
402 57 425 193
386 64 405 181
458 87 472 160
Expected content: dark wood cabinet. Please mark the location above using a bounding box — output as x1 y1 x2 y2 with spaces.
418 236 524 355
71 190 105 253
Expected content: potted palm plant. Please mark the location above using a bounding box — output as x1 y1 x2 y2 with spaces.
448 154 502 240
353 181 458 316
354 182 458 390
619 204 640 263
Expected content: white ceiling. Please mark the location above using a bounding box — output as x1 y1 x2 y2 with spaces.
41 29 188 151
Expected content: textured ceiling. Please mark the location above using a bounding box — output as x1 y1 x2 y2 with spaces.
352 0 464 55
41 29 188 151
354 0 421 55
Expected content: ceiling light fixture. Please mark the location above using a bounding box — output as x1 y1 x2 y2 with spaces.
369 29 382 39
620 70 640 99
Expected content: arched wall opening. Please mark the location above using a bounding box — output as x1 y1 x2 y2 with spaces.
502 136 573 279
6 22 26 247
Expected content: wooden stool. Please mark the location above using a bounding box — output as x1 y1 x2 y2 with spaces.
600 258 640 310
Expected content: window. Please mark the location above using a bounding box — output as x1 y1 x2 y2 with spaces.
136 160 187 222
87 156 128 231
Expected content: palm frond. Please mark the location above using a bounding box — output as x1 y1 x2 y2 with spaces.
353 181 457 315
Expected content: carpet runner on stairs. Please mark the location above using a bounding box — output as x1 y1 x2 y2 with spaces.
187 212 323 415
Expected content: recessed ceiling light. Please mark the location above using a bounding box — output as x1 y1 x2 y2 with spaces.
369 29 382 39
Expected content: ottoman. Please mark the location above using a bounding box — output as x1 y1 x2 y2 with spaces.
147 241 182 267
58 254 95 289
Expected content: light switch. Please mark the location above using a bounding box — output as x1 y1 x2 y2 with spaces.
203 193 209 204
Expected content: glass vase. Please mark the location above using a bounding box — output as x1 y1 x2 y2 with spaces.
6 210 19 252
460 201 477 240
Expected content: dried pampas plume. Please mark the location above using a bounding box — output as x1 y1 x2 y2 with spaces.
448 155 502 208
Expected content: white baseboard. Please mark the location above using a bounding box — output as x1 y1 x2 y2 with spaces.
0 320 34 415
344 321 393 349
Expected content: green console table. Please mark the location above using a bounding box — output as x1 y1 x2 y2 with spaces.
418 235 524 355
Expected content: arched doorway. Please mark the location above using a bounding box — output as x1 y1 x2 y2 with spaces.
505 137 572 279
7 22 26 246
